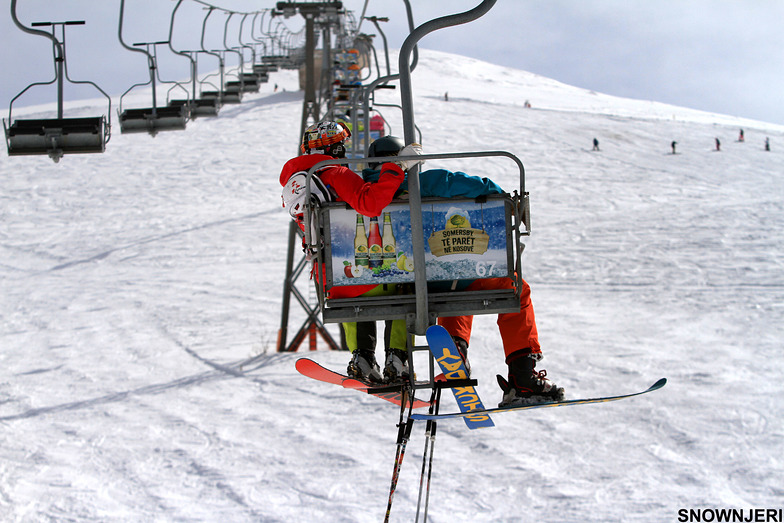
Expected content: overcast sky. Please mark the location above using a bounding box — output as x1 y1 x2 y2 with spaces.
2 0 783 126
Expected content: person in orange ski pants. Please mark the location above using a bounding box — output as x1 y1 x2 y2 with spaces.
361 136 565 406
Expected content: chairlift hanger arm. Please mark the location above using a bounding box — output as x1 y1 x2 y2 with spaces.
365 16 391 77
118 0 157 76
168 0 198 102
397 0 498 334
221 11 246 74
199 6 225 82
399 0 497 144
9 0 65 118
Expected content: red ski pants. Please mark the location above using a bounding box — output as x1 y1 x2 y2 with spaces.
437 277 541 358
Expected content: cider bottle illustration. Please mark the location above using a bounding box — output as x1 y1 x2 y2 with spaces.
354 214 369 268
381 212 397 269
367 216 383 270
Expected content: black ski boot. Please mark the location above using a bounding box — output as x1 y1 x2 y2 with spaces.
383 348 410 383
497 349 564 407
347 349 383 383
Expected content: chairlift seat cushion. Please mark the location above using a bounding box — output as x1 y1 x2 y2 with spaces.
6 116 106 155
199 91 240 104
119 106 187 133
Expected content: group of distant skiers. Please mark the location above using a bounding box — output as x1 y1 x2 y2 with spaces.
592 129 771 155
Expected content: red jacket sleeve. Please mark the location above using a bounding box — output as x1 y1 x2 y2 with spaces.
319 162 404 216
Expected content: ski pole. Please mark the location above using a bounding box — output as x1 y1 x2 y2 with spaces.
384 418 414 523
415 386 440 520
416 386 441 522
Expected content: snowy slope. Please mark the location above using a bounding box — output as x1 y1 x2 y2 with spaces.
1 49 783 522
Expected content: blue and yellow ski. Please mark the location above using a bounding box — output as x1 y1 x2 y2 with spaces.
425 325 495 430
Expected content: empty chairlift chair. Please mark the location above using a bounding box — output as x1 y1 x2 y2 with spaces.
117 0 188 136
164 0 220 119
163 0 198 117
198 7 241 105
3 3 111 163
220 13 257 96
234 13 265 93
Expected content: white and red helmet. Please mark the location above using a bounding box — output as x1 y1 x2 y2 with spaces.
301 120 351 157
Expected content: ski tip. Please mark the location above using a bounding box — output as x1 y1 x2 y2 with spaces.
650 378 667 391
295 358 317 372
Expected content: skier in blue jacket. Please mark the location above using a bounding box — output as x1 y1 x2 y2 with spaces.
363 140 503 198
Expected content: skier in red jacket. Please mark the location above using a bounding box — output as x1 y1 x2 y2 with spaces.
280 121 422 382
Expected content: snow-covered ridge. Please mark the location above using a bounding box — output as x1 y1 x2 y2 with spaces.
410 49 784 130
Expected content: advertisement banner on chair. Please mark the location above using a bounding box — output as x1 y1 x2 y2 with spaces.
323 198 512 287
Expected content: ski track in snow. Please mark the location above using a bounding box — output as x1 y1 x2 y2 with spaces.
1 49 784 522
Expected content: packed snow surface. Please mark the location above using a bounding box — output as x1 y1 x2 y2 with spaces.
1 49 783 522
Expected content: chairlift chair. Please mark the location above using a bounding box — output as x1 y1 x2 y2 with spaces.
165 0 220 119
4 2 111 163
185 94 221 118
164 81 195 120
258 60 279 72
235 12 267 91
5 117 108 161
219 11 259 96
117 0 189 136
197 8 242 105
304 151 529 327
253 64 273 78
116 41 190 136
198 54 242 104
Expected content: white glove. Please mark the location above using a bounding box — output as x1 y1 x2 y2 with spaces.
396 143 424 171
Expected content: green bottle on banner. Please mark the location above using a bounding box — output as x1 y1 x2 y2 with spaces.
354 214 369 268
